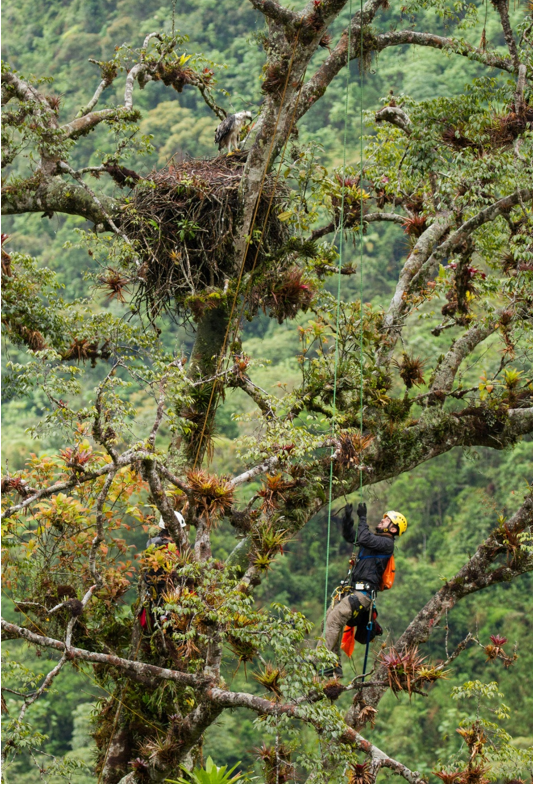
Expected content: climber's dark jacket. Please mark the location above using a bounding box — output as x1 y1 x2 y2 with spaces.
146 529 173 550
342 514 394 592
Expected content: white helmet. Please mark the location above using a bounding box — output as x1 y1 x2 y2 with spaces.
158 511 186 529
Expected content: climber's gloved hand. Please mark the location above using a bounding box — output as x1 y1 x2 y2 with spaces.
340 503 354 543
357 501 367 518
341 503 353 526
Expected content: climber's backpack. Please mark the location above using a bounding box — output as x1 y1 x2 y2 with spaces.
380 554 395 591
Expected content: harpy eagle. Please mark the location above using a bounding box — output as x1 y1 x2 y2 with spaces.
215 111 253 153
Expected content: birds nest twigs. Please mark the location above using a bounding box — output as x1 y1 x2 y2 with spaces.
115 154 288 323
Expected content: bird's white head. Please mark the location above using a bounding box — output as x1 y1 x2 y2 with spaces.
236 111 253 127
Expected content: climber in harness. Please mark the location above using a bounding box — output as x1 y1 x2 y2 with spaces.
323 502 407 678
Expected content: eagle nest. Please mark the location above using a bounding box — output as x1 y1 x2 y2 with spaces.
121 153 289 321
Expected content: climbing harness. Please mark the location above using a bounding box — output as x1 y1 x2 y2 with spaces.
330 579 355 606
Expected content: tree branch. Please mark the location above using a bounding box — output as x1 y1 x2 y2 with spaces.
515 64 527 113
379 211 454 355
207 687 425 782
429 314 506 398
247 0 298 26
375 105 412 134
229 374 277 419
414 188 534 286
298 0 385 118
1 175 120 225
230 456 281 487
2 449 147 518
1 71 58 124
89 471 117 587
143 459 188 549
373 30 519 74
60 108 131 140
0 619 202 687
493 0 520 69
76 78 110 117
310 211 405 242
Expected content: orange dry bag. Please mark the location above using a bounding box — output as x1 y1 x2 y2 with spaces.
379 554 395 591
341 625 356 657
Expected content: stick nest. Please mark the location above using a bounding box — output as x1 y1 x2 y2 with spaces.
122 153 289 320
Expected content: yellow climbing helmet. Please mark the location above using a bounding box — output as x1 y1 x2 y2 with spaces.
385 510 408 536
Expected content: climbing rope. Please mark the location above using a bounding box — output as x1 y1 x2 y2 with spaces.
358 0 369 684
359 0 365 501
322 0 358 634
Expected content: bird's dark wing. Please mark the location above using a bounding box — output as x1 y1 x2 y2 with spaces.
215 114 234 145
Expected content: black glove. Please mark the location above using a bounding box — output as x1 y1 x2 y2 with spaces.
341 503 353 526
357 502 367 518
341 503 355 543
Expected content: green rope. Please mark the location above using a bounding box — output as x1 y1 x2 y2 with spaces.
322 0 353 634
359 0 364 500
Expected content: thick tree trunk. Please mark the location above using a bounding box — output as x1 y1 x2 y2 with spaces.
188 305 229 381
101 705 134 784
184 304 230 465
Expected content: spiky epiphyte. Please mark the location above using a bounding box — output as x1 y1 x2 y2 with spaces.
378 644 426 696
484 630 516 668
129 758 150 784
416 665 450 684
251 523 291 570
1 475 34 498
59 446 93 471
335 431 373 470
98 268 131 302
139 735 180 768
396 353 426 389
264 267 316 323
347 760 373 784
489 105 533 147
258 472 297 510
226 633 259 666
256 743 294 784
61 337 111 364
253 663 285 697
457 724 487 758
402 213 428 238
186 469 234 523
433 768 472 783
356 703 377 728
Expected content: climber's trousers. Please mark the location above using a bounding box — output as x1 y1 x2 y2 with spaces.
324 592 371 659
